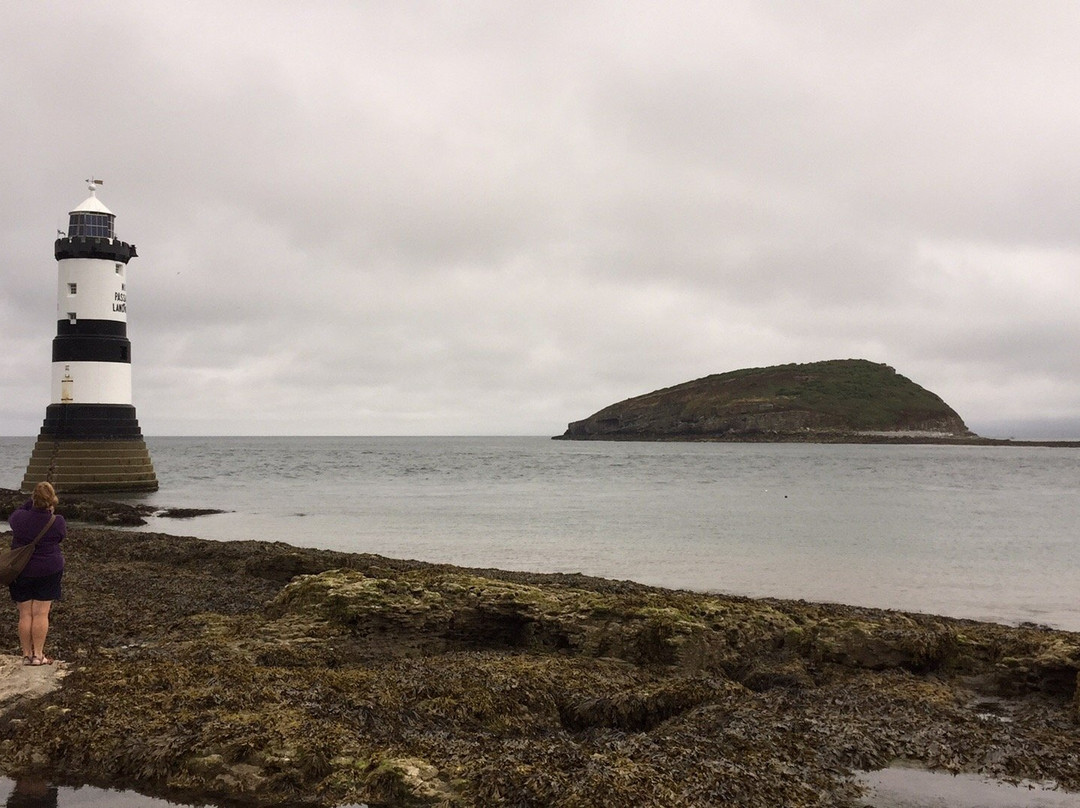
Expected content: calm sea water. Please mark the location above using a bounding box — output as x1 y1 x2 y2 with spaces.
3 436 1080 631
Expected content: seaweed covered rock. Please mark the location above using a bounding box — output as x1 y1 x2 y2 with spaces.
0 487 152 526
0 488 225 527
3 529 1080 807
267 569 804 672
361 757 459 807
801 614 957 672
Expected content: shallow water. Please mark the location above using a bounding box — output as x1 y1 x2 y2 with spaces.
7 770 1078 808
4 436 1080 629
0 778 368 808
0 778 190 806
855 765 1080 807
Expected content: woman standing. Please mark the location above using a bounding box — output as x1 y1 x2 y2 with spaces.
7 481 66 666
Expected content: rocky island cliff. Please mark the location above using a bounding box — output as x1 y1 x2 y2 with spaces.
3 492 1080 807
558 359 974 442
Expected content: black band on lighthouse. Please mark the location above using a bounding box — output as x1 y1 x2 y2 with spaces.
52 335 132 363
38 403 145 440
56 319 128 338
55 236 137 263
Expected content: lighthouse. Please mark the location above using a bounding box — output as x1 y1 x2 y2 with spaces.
20 180 158 493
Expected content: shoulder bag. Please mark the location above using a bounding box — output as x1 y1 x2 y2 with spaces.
0 515 57 586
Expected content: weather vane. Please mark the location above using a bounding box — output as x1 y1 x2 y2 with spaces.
85 177 103 192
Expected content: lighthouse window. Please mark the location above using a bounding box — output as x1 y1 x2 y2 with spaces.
67 212 114 239
67 283 77 295
67 312 77 324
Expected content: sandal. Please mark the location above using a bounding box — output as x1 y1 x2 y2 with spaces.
30 656 54 666
21 656 33 666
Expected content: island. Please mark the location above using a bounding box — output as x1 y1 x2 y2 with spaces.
2 491 1080 806
556 359 975 442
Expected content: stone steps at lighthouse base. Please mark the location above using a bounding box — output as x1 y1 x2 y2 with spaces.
21 439 159 494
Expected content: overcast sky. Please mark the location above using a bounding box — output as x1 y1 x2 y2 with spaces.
3 2 1079 438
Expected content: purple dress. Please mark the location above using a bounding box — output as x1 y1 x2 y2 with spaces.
8 501 66 578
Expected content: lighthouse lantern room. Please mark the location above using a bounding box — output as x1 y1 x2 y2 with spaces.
20 180 158 493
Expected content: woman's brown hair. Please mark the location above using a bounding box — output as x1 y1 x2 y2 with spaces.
31 481 59 510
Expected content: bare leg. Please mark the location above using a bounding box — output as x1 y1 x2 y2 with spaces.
17 601 34 659
30 600 52 661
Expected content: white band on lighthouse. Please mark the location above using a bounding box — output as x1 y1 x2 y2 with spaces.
56 258 127 323
51 361 132 405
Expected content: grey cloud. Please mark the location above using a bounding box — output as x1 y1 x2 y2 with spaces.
2 2 1079 439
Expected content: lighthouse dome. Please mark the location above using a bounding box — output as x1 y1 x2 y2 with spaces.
70 193 114 216
68 186 115 239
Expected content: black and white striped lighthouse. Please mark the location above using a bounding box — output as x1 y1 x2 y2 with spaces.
21 180 158 493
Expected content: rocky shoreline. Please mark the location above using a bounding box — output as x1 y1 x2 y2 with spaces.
553 431 1080 447
1 516 1080 805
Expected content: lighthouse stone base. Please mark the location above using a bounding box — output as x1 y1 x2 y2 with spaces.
21 403 158 494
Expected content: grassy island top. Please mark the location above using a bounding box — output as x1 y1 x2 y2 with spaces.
559 358 973 441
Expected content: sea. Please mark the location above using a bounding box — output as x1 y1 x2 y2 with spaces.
3 435 1080 631
4 435 1080 807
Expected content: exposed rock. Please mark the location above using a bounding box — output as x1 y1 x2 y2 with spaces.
363 756 459 806
155 508 228 519
0 488 226 527
0 487 152 526
0 656 68 714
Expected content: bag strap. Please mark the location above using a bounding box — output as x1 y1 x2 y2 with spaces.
29 515 57 547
